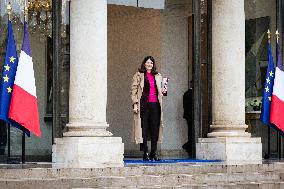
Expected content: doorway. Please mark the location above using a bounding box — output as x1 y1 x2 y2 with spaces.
106 1 206 158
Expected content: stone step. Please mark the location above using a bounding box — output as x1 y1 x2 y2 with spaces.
0 171 281 189
94 181 284 189
1 163 284 179
172 181 284 189
1 163 284 189
5 180 284 189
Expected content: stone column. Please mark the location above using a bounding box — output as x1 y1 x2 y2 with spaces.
52 0 124 168
196 0 262 164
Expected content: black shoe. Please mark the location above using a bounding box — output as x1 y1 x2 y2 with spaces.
143 152 150 161
149 152 161 161
182 142 191 152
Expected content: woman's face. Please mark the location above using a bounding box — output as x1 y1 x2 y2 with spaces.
145 59 154 72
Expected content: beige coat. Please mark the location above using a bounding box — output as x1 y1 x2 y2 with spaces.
131 72 164 144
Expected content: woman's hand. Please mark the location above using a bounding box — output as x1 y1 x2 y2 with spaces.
162 86 167 96
133 103 138 114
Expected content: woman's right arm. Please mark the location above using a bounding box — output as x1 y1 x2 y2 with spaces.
131 73 139 112
131 73 139 104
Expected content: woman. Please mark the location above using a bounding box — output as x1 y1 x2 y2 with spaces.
131 56 164 161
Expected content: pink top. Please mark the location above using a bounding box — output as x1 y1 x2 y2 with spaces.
146 72 158 102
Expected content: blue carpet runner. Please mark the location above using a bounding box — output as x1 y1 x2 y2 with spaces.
124 159 221 165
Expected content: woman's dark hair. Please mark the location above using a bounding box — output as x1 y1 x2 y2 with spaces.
138 56 158 74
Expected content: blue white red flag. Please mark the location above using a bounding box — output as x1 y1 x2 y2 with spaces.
9 22 41 137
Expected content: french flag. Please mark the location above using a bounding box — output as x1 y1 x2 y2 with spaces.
9 22 41 137
270 44 284 132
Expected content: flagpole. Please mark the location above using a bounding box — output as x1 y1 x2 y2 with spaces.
7 123 10 159
276 29 282 159
7 2 12 21
24 0 28 23
6 2 12 164
276 30 279 44
22 131 25 163
267 29 271 159
21 2 28 165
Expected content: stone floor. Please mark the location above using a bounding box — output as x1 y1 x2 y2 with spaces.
0 158 278 168
0 158 221 169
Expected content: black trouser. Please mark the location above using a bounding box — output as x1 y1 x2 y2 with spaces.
182 118 194 156
141 102 161 153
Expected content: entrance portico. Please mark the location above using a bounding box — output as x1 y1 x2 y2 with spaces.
52 0 263 167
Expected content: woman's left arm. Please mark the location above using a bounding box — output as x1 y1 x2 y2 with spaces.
157 74 164 96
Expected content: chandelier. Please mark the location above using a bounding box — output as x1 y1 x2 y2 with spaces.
0 0 68 41
28 0 52 37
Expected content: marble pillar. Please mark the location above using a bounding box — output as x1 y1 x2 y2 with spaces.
52 0 124 168
196 0 262 164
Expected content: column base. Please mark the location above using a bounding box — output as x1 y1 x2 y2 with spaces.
196 137 262 164
52 137 124 168
64 122 113 137
207 124 251 137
